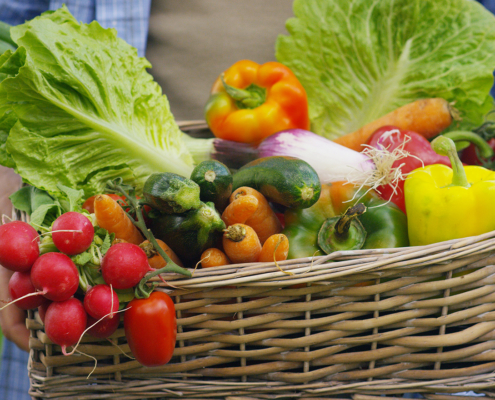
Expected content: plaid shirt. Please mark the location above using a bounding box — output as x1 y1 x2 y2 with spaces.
0 0 151 57
0 339 30 400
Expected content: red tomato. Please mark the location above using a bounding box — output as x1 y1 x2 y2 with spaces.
124 291 176 367
461 138 495 169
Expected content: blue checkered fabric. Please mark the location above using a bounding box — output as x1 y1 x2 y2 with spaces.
0 0 151 57
0 339 30 400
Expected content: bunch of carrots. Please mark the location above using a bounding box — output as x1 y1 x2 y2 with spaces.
202 186 290 268
84 188 290 272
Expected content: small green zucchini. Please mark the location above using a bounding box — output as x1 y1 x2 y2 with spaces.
232 156 321 209
143 172 201 214
190 160 233 212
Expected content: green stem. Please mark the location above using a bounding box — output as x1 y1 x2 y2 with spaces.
442 130 494 159
334 203 366 240
221 75 266 109
431 136 470 188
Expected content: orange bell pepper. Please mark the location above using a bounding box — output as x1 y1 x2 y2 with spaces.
204 60 310 143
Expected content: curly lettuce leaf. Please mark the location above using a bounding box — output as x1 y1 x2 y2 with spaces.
0 6 193 197
276 0 495 140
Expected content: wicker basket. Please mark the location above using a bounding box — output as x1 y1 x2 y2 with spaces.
23 124 495 399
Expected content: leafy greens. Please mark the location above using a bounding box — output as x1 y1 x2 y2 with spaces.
276 0 495 140
0 6 194 197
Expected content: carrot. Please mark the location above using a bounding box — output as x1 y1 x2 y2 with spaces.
221 194 258 226
258 233 289 263
222 224 262 264
140 239 183 269
230 187 282 244
200 248 230 268
94 194 144 245
334 98 455 152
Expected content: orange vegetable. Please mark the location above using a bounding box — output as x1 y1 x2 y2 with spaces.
140 239 183 269
221 194 258 226
200 248 230 268
94 194 144 245
222 224 261 264
230 187 281 244
258 233 289 263
205 60 310 143
334 98 455 152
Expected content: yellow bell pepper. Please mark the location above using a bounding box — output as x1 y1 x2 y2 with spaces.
405 136 495 246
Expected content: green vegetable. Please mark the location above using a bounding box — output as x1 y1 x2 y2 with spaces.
150 202 225 267
9 183 88 232
318 203 367 254
143 172 201 214
232 156 321 209
0 21 16 48
276 0 495 140
190 160 232 212
0 6 194 198
283 184 409 259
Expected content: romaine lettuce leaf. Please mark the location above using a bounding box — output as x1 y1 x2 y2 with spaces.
0 6 194 197
276 0 495 140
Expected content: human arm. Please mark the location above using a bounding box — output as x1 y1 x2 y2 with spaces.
0 165 28 352
0 267 29 352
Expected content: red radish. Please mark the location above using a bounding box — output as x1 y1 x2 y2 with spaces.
38 299 51 323
0 221 39 272
86 314 120 338
52 212 94 255
44 297 87 354
8 271 47 310
101 243 151 289
30 253 80 302
83 284 119 320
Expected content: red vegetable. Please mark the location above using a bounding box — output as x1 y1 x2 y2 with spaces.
367 126 451 213
0 221 39 272
52 212 94 255
461 138 495 168
87 314 120 338
101 243 152 289
30 252 80 302
38 300 51 323
83 284 119 320
8 271 47 310
44 297 87 354
124 291 176 367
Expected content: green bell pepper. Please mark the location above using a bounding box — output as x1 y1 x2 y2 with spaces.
283 182 409 259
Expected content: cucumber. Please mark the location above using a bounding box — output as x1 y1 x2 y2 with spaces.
149 202 225 267
232 156 321 209
143 172 201 214
190 160 232 212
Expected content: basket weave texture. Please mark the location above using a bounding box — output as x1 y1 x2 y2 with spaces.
23 123 495 399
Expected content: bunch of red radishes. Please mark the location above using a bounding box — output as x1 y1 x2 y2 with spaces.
0 212 153 355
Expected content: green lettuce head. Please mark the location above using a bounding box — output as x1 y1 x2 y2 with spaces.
0 6 194 197
276 0 495 140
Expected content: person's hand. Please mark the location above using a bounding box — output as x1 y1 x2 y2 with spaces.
0 266 30 352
